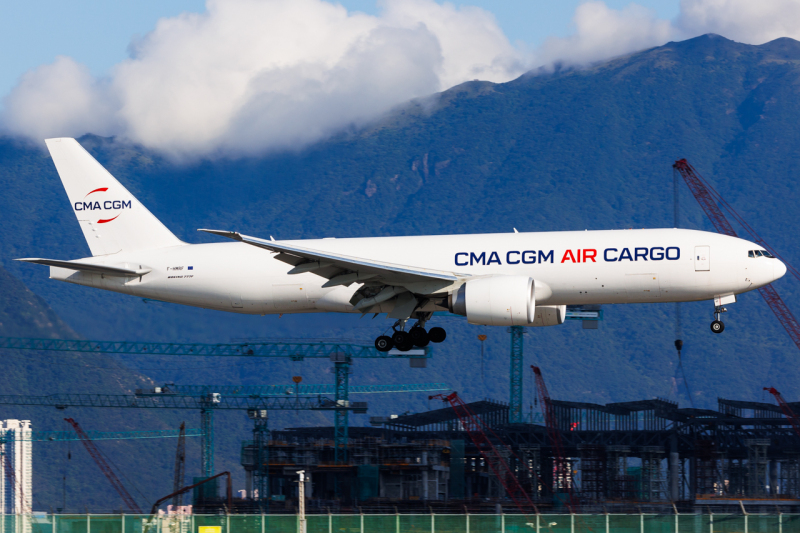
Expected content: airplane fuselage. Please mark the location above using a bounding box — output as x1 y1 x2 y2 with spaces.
49 228 780 315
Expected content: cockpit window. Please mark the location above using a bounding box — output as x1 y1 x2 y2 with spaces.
748 250 775 258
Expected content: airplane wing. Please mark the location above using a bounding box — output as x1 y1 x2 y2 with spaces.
198 230 465 289
15 258 151 277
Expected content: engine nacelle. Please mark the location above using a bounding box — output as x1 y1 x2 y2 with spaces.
449 276 535 326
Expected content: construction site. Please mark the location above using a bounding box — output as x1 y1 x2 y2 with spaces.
0 162 799 533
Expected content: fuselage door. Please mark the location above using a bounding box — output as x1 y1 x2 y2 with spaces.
695 245 710 271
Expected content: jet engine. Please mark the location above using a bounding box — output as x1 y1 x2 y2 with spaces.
448 276 535 326
448 276 567 327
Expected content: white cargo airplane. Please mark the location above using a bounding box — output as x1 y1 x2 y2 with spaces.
18 138 787 351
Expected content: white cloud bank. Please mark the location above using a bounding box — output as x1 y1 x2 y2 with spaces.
3 0 800 158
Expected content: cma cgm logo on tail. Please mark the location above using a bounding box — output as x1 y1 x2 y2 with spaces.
73 188 131 224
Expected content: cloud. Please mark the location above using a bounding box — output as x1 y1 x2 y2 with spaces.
2 0 525 158
677 0 800 44
2 57 118 142
2 0 800 159
537 2 673 67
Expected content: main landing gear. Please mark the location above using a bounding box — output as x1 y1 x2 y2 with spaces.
710 305 727 334
375 318 446 352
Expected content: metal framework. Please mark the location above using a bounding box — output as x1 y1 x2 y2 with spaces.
430 392 535 513
387 394 800 503
201 407 214 477
249 409 269 502
64 418 143 513
509 326 524 424
4 428 200 441
0 393 345 410
532 366 571 497
0 392 360 483
333 354 351 464
172 422 187 509
158 383 450 396
0 337 407 360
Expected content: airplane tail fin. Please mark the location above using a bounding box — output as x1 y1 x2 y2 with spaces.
45 138 184 256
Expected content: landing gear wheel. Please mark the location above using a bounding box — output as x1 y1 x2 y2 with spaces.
710 320 725 334
428 327 446 343
375 335 394 352
392 331 414 352
409 326 429 347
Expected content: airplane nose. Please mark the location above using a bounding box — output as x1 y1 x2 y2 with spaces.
774 260 787 281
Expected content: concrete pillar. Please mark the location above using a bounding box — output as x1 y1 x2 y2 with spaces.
246 470 254 499
770 461 779 496
670 433 680 501
422 470 429 500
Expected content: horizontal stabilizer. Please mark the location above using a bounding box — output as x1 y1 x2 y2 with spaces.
15 258 151 277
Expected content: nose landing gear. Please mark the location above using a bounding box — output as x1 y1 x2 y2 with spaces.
710 306 727 334
374 318 447 352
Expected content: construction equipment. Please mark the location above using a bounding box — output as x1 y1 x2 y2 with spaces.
0 337 431 470
152 382 450 396
151 471 232 515
673 159 800 350
5 428 200 441
764 387 800 439
0 393 364 481
137 382 449 472
532 366 572 499
0 337 414 360
63 418 143 513
172 422 187 509
430 392 535 513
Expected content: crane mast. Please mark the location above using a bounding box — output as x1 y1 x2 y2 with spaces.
764 387 800 439
673 159 800 350
63 418 143 513
531 366 573 499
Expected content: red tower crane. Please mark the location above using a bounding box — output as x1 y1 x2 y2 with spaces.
429 392 536 512
763 387 800 439
64 418 142 513
531 366 573 500
673 159 800 350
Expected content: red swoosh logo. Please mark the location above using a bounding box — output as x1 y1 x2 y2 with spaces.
97 215 120 224
85 187 108 198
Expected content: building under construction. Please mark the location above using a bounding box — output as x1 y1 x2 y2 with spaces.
239 396 800 513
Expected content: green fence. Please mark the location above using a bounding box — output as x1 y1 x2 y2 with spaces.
13 513 800 533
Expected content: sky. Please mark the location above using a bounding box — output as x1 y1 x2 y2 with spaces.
1 0 798 159
0 0 680 99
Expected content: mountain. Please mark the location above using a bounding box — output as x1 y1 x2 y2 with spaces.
1 34 799 505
